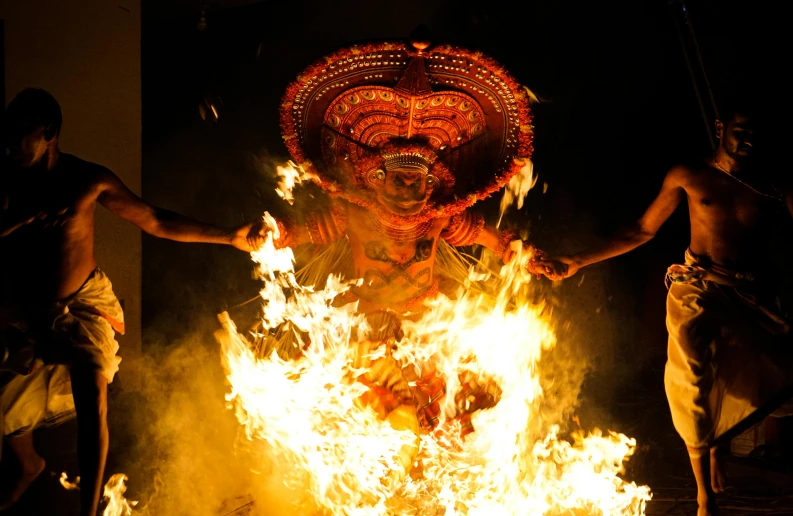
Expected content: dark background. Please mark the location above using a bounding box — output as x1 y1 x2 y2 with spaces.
6 1 793 514
135 0 793 494
140 0 791 400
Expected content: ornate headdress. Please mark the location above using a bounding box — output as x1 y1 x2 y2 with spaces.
280 36 534 222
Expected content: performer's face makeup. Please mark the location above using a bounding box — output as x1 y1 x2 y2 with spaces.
374 167 433 216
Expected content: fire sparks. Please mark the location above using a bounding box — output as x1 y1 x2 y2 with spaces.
274 160 318 205
216 210 652 515
499 158 537 226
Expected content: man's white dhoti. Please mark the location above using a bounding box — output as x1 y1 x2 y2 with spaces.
0 269 124 454
665 250 793 451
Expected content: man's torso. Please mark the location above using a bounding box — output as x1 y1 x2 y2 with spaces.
345 204 449 309
680 162 781 272
1 154 104 303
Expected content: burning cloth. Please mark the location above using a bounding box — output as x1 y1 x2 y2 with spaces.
664 249 793 450
1 269 124 444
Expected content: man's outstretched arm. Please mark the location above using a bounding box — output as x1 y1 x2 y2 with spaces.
537 166 687 279
96 168 264 251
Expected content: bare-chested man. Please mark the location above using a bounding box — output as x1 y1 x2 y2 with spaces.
536 102 793 516
0 88 263 515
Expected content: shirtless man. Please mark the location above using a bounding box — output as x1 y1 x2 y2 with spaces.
0 88 263 515
536 102 793 516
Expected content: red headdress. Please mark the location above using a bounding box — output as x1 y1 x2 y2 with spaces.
280 36 534 223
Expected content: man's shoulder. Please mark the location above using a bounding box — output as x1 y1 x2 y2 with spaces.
59 154 113 185
665 161 701 185
59 153 109 173
667 157 719 184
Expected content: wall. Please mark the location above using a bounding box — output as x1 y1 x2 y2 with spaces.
1 0 142 388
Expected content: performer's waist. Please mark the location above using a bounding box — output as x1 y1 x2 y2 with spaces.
666 249 759 288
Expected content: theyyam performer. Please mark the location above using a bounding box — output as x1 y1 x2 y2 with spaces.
223 29 556 483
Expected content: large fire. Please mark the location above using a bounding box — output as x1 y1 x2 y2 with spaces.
214 193 652 514
64 163 650 515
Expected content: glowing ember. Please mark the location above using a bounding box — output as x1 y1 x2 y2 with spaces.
216 207 652 515
59 472 80 491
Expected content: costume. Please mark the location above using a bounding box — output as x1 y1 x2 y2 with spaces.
274 37 534 436
215 36 655 514
0 269 124 453
665 249 793 451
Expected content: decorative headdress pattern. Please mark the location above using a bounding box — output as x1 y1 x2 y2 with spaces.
280 37 534 222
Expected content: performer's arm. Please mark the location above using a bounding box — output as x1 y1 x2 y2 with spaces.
96 167 265 251
536 166 687 279
0 212 37 237
0 191 63 237
441 210 537 268
301 202 348 247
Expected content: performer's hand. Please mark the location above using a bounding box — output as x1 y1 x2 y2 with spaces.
533 255 580 280
504 241 553 280
231 221 268 252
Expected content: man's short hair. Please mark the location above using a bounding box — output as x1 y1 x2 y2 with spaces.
5 88 63 133
717 86 761 126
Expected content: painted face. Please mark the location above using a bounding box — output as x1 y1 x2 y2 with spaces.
372 167 437 216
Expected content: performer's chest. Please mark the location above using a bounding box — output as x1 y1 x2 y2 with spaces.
345 214 446 283
6 173 91 219
689 180 773 229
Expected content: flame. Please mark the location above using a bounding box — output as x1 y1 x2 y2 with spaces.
59 472 139 516
498 158 538 226
216 211 652 515
60 471 80 491
275 160 318 205
102 473 138 516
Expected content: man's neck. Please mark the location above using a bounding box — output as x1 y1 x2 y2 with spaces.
712 148 742 176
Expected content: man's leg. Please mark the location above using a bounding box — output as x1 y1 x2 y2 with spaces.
70 368 108 516
710 444 728 493
0 432 47 510
688 446 720 516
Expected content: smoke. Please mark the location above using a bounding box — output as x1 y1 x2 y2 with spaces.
125 127 645 514
110 316 307 516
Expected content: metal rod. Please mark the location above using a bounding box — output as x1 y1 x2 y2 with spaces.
669 0 716 150
681 0 720 120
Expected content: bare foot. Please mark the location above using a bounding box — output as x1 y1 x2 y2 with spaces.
697 495 720 516
710 447 728 493
0 456 46 510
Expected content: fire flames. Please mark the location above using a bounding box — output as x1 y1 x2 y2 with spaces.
59 161 650 515
59 473 137 516
102 474 138 516
215 200 652 514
